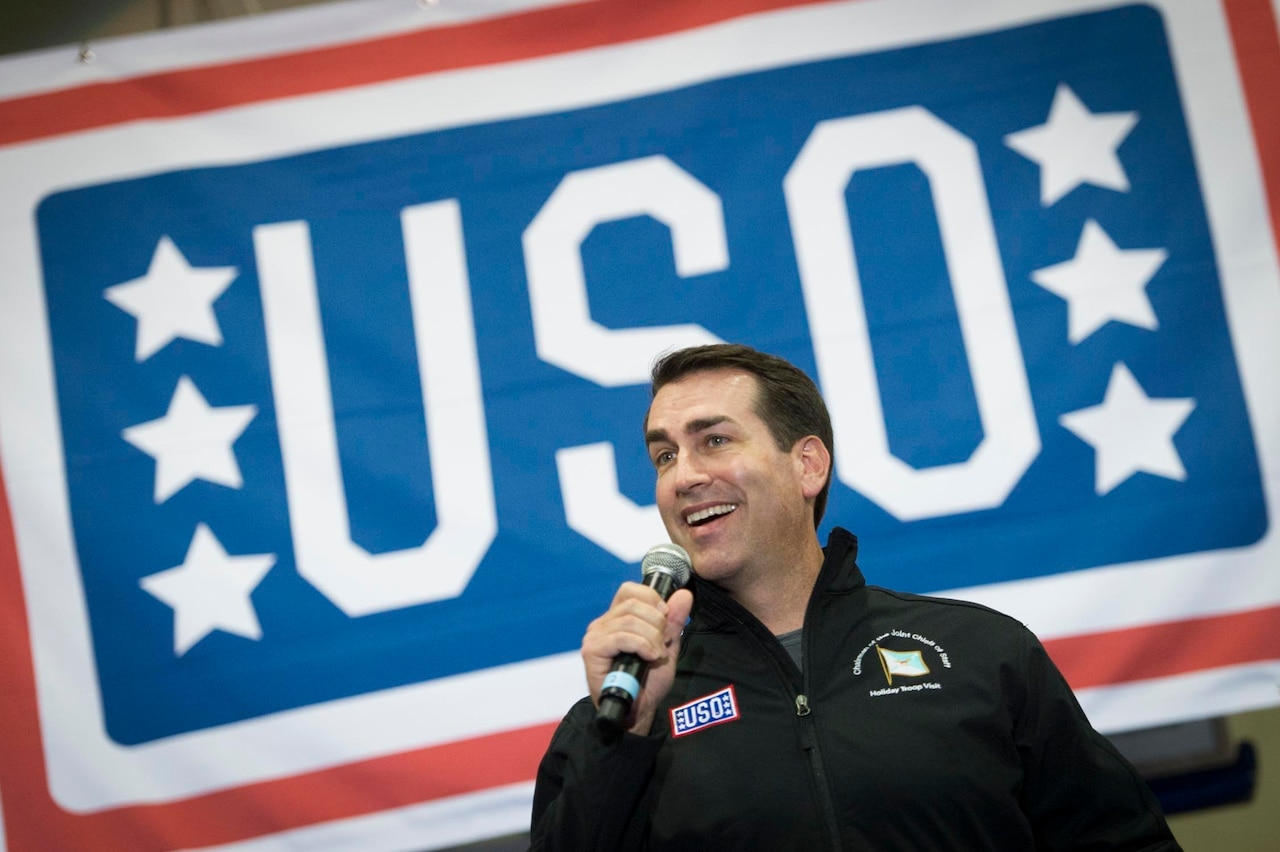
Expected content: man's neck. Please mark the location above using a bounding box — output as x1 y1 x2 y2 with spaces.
726 535 826 635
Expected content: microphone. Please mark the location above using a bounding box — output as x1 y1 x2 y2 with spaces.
596 542 692 737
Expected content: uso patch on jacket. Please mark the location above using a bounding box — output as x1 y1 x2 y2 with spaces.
669 686 740 737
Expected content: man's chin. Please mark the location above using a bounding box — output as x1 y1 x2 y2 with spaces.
684 550 738 584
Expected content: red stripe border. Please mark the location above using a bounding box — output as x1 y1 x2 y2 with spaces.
1045 604 1280 692
1223 0 1280 255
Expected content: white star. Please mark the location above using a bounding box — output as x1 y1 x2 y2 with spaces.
122 376 258 503
1060 363 1196 495
140 524 276 655
104 236 237 361
1031 219 1167 343
1005 83 1138 205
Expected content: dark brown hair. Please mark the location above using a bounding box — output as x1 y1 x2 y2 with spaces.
648 344 834 527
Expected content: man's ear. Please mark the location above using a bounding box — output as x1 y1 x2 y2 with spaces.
794 436 831 500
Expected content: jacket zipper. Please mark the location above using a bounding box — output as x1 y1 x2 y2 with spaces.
798 618 844 852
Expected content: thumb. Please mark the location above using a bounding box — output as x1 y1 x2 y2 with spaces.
665 588 693 639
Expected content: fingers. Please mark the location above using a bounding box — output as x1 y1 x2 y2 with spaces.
582 582 670 664
629 588 693 733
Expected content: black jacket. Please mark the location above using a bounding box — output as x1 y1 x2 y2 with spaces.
531 528 1179 850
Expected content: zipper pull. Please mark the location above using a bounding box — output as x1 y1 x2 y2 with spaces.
795 694 811 717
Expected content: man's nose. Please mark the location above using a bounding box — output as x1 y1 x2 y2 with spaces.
673 451 711 492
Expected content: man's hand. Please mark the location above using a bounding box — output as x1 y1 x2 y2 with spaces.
581 582 694 736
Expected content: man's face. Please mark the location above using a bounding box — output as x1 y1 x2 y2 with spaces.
645 369 817 590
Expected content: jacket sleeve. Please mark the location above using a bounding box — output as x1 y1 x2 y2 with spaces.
1013 630 1182 851
529 697 664 851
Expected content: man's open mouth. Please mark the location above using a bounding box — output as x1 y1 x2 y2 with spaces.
686 504 738 527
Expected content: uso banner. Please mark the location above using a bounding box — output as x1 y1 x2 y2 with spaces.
1 0 1279 848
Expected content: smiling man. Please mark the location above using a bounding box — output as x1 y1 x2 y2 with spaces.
530 344 1179 851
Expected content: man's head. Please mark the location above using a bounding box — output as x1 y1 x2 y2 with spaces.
646 344 835 527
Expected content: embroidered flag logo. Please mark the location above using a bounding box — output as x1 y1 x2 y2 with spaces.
670 686 740 738
877 646 930 684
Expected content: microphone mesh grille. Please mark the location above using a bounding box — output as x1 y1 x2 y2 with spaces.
641 542 692 587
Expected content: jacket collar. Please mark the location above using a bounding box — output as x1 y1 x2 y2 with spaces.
687 527 864 631
817 526 863 594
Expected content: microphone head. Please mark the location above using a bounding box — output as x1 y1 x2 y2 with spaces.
641 542 692 587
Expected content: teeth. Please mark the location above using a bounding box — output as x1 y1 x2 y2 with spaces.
687 504 737 525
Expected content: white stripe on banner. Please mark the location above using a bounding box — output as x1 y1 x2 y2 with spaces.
1078 660 1280 734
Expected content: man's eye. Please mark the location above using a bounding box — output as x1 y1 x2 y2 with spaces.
707 435 728 448
654 450 676 466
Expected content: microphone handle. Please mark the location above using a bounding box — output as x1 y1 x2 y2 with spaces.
596 654 644 733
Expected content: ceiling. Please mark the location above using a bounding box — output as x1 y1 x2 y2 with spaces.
0 0 337 58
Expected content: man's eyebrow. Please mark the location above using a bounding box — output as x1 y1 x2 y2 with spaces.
645 415 734 447
686 415 732 434
644 427 671 447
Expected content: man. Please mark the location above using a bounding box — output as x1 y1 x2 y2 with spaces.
531 344 1179 850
